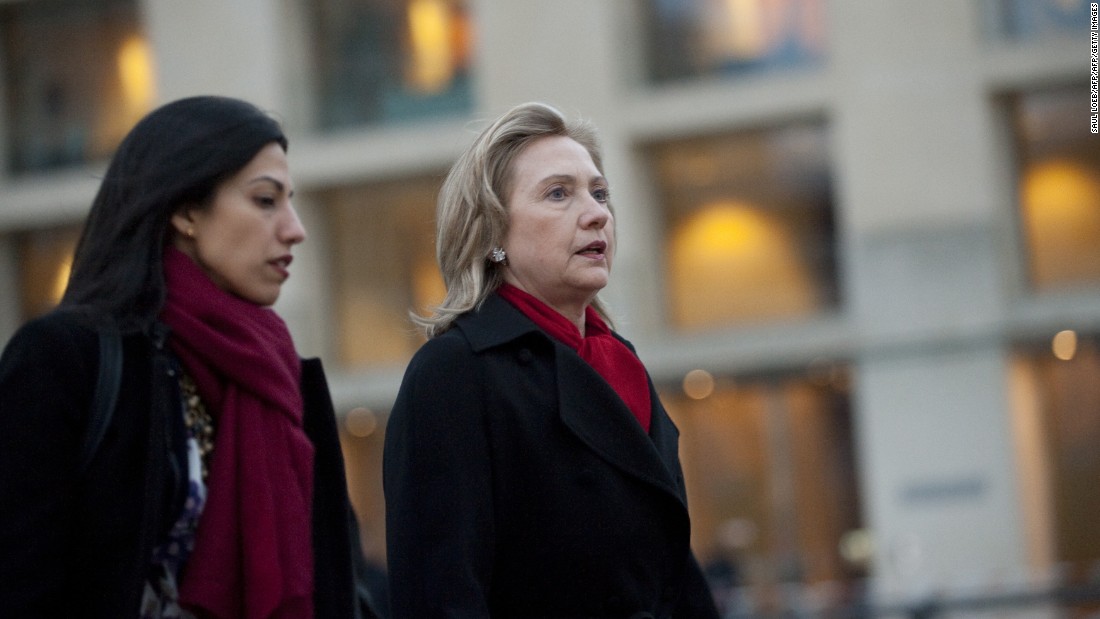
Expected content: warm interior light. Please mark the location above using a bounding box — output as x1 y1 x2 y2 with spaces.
703 0 823 66
692 202 770 251
683 369 716 400
117 35 156 124
722 0 767 59
1021 159 1100 287
1052 329 1078 361
345 407 379 438
668 202 819 328
406 0 454 93
51 254 72 305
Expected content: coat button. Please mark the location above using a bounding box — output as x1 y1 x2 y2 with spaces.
517 348 533 365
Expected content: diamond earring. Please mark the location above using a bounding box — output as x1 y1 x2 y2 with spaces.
489 247 507 264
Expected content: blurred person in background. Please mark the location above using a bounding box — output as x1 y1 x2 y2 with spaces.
0 96 376 619
383 101 720 619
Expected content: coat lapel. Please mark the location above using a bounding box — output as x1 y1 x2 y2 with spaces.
554 346 685 507
459 295 688 507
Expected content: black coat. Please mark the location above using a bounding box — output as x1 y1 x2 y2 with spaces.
0 309 365 618
384 294 719 619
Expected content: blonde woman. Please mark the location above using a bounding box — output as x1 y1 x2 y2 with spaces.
384 102 719 619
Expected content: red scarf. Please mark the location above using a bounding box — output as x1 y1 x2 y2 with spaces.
498 284 652 432
160 247 315 619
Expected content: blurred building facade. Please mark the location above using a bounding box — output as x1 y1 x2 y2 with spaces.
0 0 1096 615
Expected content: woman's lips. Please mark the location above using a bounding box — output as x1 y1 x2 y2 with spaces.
576 240 607 256
270 255 293 278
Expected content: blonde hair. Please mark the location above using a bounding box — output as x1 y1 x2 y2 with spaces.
414 101 613 338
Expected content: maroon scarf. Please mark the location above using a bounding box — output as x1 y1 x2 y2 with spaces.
498 284 652 432
160 247 315 619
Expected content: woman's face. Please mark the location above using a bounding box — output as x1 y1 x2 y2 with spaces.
171 142 304 306
500 135 614 314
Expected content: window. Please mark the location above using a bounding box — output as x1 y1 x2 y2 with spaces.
984 0 1091 40
662 365 864 616
306 0 473 130
0 0 153 174
322 176 444 367
339 408 389 594
642 0 826 84
1010 87 1100 292
646 122 838 330
15 225 81 320
1010 332 1100 585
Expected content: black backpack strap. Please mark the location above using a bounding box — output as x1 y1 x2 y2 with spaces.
78 328 123 474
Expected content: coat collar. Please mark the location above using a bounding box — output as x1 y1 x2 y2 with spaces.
454 293 544 353
456 293 687 507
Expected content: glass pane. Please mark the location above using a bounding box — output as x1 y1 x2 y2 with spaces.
1011 333 1100 585
647 123 837 330
16 225 81 320
1012 87 1100 291
323 176 444 367
643 0 826 83
338 409 390 614
0 0 153 174
307 0 474 130
661 365 864 616
984 0 1091 40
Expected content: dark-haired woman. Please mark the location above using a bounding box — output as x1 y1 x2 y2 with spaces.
0 96 372 618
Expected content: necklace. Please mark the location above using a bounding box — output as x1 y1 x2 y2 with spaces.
179 372 215 481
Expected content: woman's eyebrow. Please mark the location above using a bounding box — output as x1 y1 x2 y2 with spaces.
537 173 607 186
248 175 295 197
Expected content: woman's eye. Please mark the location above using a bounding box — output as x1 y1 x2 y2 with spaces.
255 196 277 208
592 188 609 202
547 187 567 200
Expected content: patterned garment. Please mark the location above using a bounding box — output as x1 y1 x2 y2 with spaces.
139 432 207 618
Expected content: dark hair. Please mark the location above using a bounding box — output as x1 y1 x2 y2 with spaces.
60 96 287 332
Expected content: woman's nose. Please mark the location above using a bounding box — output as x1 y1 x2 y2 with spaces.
281 205 307 245
582 197 611 229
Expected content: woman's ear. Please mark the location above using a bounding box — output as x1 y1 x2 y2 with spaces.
170 206 197 240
